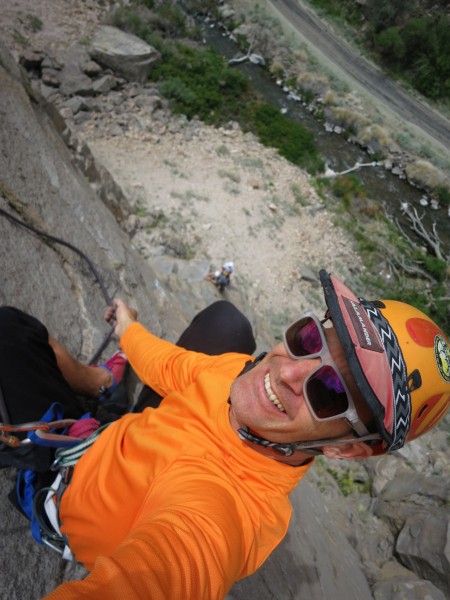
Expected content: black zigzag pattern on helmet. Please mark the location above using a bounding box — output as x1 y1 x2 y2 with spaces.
360 299 411 450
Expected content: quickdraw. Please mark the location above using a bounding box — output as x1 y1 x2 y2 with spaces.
0 419 79 448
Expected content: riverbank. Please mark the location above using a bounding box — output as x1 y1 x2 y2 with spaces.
227 0 450 194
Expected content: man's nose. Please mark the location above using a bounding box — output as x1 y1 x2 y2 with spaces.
279 356 320 396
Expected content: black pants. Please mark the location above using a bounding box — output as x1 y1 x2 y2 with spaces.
0 307 85 471
135 300 256 411
0 307 84 425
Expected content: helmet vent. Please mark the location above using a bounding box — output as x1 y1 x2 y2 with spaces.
417 404 428 419
370 300 386 309
405 369 422 393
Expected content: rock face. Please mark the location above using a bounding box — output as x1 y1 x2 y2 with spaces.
0 31 448 600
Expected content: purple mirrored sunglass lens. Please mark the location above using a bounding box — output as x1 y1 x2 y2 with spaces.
314 365 345 394
286 318 323 356
306 365 349 418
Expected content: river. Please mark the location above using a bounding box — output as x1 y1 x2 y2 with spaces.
201 21 450 259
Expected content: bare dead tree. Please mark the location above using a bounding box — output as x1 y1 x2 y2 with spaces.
228 36 265 66
400 205 446 262
384 203 448 263
386 256 437 283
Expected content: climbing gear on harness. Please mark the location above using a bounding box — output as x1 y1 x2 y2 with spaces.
0 402 90 449
17 423 109 559
51 422 109 469
0 418 79 448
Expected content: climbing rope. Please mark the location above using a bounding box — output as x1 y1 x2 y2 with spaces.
0 206 116 363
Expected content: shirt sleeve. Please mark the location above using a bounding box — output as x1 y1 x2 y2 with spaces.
43 461 249 600
120 322 251 397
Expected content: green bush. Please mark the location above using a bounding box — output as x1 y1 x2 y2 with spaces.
376 27 405 62
373 15 450 100
330 174 366 209
138 0 155 8
250 104 324 174
152 44 249 124
436 186 450 206
307 0 450 100
419 255 448 283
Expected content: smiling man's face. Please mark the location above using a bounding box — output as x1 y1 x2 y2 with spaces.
229 324 369 454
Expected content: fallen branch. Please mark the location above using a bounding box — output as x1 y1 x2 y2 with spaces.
323 161 379 178
400 205 446 262
228 36 253 65
387 256 437 283
383 202 447 263
228 36 265 66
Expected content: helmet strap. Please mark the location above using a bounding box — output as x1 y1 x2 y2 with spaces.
237 425 383 460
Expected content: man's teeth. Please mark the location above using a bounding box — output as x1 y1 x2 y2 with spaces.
264 373 286 413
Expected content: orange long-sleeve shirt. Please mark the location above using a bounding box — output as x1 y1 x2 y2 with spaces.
46 323 311 599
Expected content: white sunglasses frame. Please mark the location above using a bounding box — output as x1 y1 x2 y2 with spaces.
283 311 370 438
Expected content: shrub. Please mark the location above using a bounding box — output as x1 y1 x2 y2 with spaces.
152 44 249 124
375 27 405 64
436 186 450 206
250 103 324 174
419 255 448 283
405 160 446 189
331 174 367 209
374 15 450 100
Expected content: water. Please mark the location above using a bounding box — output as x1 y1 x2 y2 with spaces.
202 22 450 258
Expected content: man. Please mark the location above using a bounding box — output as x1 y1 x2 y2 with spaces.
1 270 449 599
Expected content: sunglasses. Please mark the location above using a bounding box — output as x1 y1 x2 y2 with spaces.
283 312 369 437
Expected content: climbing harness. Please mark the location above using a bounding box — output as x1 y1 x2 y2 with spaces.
18 423 110 559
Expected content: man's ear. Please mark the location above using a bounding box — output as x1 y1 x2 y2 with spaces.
322 440 374 460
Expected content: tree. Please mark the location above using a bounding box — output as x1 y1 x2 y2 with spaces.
375 27 405 66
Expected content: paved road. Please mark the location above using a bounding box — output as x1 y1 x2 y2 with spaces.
269 0 450 152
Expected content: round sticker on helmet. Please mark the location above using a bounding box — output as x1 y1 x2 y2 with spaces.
434 335 450 382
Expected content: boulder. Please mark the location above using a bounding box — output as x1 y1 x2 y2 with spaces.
89 25 160 83
396 513 450 593
372 561 447 600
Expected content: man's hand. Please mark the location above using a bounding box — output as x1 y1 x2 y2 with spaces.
105 299 138 338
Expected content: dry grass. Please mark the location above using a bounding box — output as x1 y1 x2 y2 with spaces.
405 159 449 191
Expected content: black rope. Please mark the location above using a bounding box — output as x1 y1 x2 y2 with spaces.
0 207 116 366
0 208 113 305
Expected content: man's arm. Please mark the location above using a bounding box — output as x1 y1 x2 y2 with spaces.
108 299 251 397
44 465 250 600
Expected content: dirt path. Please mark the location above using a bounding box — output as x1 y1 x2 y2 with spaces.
269 0 450 154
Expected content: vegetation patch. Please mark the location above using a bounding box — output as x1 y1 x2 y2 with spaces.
315 175 449 330
249 104 324 174
326 466 371 497
404 160 448 192
152 43 251 125
307 0 450 102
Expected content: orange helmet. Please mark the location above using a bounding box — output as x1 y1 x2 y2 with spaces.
320 270 450 452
